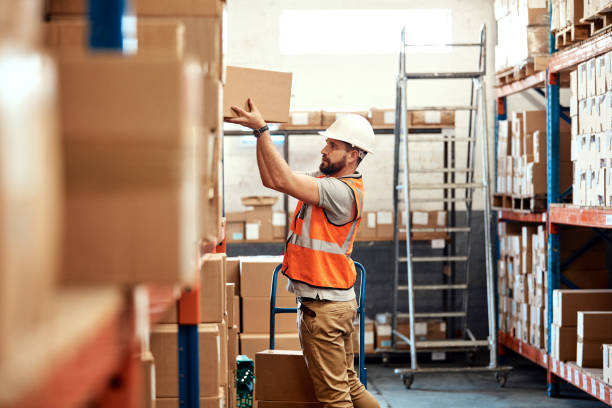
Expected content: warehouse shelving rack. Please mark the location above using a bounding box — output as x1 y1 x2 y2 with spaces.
1 1 217 406
493 1 612 404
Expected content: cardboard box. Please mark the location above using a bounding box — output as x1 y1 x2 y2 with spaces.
241 296 297 334
226 257 240 294
156 390 225 408
244 201 274 241
604 344 612 384
375 321 392 349
551 323 577 361
150 324 220 397
578 340 607 368
352 318 375 354
226 212 246 242
228 326 239 369
239 333 300 360
273 211 287 240
566 0 585 26
240 256 291 298
135 0 224 17
356 211 377 240
257 403 323 408
578 311 612 341
408 110 454 127
369 108 396 128
58 54 200 285
255 350 318 402
201 253 225 323
553 289 612 326
376 211 393 239
226 283 235 327
224 66 292 124
597 55 608 95
234 295 241 331
321 111 369 127
142 351 155 408
45 18 185 59
281 111 323 128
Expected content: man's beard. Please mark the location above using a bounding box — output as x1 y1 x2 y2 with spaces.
319 156 346 175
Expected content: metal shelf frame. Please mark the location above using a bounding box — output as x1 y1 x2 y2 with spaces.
494 0 612 402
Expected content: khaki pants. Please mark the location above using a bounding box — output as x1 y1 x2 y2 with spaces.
298 299 380 408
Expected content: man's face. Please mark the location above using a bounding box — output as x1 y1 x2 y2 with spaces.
319 138 351 175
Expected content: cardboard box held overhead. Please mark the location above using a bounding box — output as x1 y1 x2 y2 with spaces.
224 66 292 123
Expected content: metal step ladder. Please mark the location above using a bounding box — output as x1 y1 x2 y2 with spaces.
390 24 511 388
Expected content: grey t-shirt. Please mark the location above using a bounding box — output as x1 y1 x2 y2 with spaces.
286 170 360 301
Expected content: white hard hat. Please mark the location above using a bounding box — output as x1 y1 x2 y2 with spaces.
319 114 375 154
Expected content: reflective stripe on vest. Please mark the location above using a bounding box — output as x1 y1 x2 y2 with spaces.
282 175 364 289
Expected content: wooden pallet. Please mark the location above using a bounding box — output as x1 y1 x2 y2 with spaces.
492 193 546 213
581 2 612 36
495 55 549 87
554 24 591 50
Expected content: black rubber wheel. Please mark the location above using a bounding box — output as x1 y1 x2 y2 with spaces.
402 374 414 389
495 372 507 388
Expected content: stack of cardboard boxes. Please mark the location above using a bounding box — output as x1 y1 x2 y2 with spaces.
496 111 571 197
551 290 612 365
151 253 239 407
374 313 446 350
226 197 286 243
569 52 612 206
494 0 549 72
356 210 448 244
238 256 301 359
498 221 610 352
497 222 548 347
550 0 590 33
280 108 455 130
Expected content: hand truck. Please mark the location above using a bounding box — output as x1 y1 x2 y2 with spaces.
269 262 369 387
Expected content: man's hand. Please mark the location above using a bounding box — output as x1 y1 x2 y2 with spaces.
227 98 267 130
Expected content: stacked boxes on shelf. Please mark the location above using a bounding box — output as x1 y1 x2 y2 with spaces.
496 111 571 197
238 256 301 360
226 196 286 243
494 0 549 71
152 253 238 407
374 313 446 351
550 0 587 32
498 222 549 349
569 52 612 206
279 108 455 129
551 290 612 363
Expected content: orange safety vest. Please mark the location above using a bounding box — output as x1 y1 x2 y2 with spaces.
281 174 364 289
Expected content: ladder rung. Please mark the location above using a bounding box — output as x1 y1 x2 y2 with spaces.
412 339 490 348
410 227 470 233
404 72 484 79
398 284 468 291
414 312 467 318
406 105 478 111
409 183 483 190
408 168 472 173
399 256 468 262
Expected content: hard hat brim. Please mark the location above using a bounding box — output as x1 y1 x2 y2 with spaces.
318 130 375 154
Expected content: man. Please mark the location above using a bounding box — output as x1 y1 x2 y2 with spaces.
229 99 379 408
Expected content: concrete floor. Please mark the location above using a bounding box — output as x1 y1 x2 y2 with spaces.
365 355 608 408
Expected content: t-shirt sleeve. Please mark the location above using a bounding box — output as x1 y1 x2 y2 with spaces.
316 178 356 225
